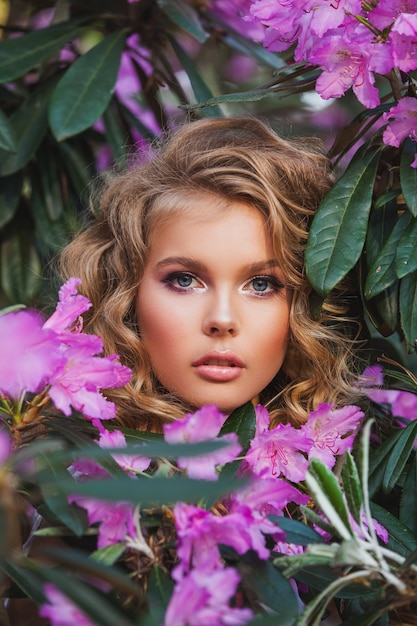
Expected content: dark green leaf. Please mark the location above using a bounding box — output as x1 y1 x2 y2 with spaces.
49 31 125 141
370 502 417 557
184 86 278 110
1 231 42 303
368 427 404 497
0 80 54 176
400 138 417 216
342 450 363 525
219 402 256 479
0 561 46 605
292 565 374 598
271 516 325 546
46 475 246 507
144 565 174 625
305 148 381 297
157 0 208 43
382 419 417 492
394 214 417 282
0 108 17 152
169 36 222 117
400 456 417 535
102 104 129 167
0 21 83 83
238 553 298 620
339 610 389 626
399 270 417 352
0 171 23 228
365 211 411 298
365 283 399 338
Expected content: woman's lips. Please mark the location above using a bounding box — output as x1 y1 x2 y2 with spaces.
192 352 244 382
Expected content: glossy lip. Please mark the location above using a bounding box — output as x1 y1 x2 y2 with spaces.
192 350 245 382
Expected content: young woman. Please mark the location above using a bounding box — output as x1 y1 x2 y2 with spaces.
59 116 359 432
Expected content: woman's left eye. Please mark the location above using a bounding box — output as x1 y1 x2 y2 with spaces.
244 276 283 295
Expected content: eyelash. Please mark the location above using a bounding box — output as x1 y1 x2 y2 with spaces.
162 271 284 296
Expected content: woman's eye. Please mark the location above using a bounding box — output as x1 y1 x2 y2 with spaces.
163 272 202 291
245 276 283 295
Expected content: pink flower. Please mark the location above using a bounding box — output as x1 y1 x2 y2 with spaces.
39 583 95 626
165 567 253 626
96 424 151 475
0 310 61 399
302 403 364 468
43 277 91 333
390 13 417 72
360 364 417 420
383 97 417 166
163 405 241 480
245 419 312 482
70 495 135 549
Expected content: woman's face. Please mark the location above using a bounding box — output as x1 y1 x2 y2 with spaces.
136 196 291 414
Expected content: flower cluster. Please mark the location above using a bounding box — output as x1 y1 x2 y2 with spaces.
0 278 131 427
237 0 417 162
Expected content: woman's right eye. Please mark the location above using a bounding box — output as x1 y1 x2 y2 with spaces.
162 271 202 291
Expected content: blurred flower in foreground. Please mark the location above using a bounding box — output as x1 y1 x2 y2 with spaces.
39 583 95 626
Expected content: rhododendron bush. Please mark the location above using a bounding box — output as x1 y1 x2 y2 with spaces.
1 280 417 625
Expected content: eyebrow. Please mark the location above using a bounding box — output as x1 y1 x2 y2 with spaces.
154 256 280 274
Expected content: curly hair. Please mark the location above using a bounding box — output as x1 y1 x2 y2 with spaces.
59 116 361 431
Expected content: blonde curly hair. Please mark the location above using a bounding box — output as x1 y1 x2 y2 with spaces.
60 116 360 431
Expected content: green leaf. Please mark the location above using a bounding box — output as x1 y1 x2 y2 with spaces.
370 502 417 557
305 147 381 297
306 459 353 540
0 561 46 605
400 138 417 216
0 108 17 152
396 215 417 278
49 31 125 141
271 516 325 546
157 0 208 43
0 80 54 176
46 474 246 507
144 565 174 625
0 21 83 83
400 455 417 535
368 427 404 497
102 103 129 167
365 211 411 298
219 402 256 479
342 450 363 525
91 543 126 566
399 270 417 352
169 36 222 117
1 231 42 303
0 171 23 228
381 419 417 492
238 553 298 621
338 610 389 626
291 565 374 598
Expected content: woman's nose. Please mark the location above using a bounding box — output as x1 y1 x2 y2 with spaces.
202 291 239 337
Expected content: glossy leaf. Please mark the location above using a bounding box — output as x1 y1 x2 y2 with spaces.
0 21 82 83
0 171 23 229
306 459 353 540
399 270 417 353
370 502 417 557
400 456 417 535
1 231 42 303
365 211 411 298
169 36 223 117
381 420 417 492
157 0 208 43
0 560 46 605
238 554 299 621
368 427 404 497
0 108 17 152
342 450 363 525
49 31 125 141
219 402 256 479
305 148 381 297
401 138 417 216
0 81 53 176
271 516 325 546
396 216 417 278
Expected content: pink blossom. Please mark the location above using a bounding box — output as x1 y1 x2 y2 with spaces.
173 502 270 577
39 583 95 626
360 364 417 419
210 0 265 41
245 420 312 482
390 13 417 72
0 310 61 399
96 424 151 475
231 476 309 517
302 403 364 468
165 567 253 626
70 496 135 549
43 277 91 333
163 405 241 480
383 97 417 166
